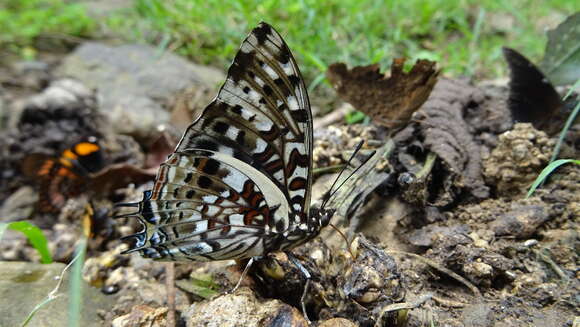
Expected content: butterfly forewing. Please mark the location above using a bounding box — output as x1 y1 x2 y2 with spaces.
177 23 313 219
121 23 315 261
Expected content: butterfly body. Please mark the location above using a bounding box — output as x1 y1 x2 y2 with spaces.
120 23 335 262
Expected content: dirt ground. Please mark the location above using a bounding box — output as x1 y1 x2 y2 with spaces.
0 50 578 327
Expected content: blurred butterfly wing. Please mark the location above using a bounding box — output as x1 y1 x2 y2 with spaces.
503 47 563 131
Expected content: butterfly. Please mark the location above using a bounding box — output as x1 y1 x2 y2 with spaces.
117 22 336 262
23 137 104 213
502 47 577 135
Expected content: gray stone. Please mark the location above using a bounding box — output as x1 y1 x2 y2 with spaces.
0 186 37 222
56 42 224 139
0 261 113 327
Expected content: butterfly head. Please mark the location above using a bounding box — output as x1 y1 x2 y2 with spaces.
308 206 335 231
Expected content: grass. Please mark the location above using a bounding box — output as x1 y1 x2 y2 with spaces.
0 221 52 264
103 0 578 84
0 0 95 58
2 0 578 85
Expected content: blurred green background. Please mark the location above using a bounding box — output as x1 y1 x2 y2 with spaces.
1 0 578 88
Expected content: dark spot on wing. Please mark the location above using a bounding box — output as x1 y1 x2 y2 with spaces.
184 172 193 183
288 75 300 87
202 159 220 175
213 121 229 134
232 105 243 115
263 84 273 96
198 175 212 188
236 130 246 146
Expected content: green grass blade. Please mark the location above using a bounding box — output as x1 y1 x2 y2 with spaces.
527 159 580 198
68 238 87 327
20 244 85 327
20 295 61 327
0 221 52 264
550 79 580 163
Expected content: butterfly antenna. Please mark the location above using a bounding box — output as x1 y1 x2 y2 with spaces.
321 147 377 210
323 141 364 203
328 222 355 260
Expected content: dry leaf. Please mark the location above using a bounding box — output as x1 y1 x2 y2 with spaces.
327 58 438 130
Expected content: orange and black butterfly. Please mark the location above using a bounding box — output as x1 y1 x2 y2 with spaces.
23 137 105 213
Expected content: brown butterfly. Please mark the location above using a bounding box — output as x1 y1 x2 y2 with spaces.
23 137 105 213
327 58 439 131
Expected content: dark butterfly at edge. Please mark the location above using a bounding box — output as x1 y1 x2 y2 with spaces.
503 47 578 135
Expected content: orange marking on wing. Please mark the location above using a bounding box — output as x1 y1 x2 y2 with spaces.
57 167 76 178
243 210 259 225
289 178 306 191
58 158 73 168
220 224 231 235
62 149 78 161
240 181 254 199
38 161 54 176
74 142 100 156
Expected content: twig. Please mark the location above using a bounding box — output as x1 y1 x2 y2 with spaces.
313 104 352 130
431 295 467 308
374 294 433 327
166 263 176 327
385 250 481 297
534 249 569 282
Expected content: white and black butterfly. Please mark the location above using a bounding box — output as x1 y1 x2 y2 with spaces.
117 22 336 262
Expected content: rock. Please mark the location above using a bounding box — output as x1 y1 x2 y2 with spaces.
112 305 167 327
0 186 37 221
483 123 555 197
461 303 494 327
182 287 308 327
408 224 471 247
12 60 50 90
318 318 358 327
0 261 112 326
490 204 550 238
56 42 224 140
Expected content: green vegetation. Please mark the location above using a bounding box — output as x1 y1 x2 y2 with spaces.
0 221 52 263
2 0 578 83
0 0 94 58
108 0 579 82
527 159 580 197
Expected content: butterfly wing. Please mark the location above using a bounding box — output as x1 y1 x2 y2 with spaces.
120 23 314 261
503 47 563 131
178 23 313 219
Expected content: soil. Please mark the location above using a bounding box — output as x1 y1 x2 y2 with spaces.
0 49 578 327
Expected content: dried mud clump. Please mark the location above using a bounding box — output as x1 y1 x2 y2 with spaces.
428 232 514 287
483 123 555 197
394 78 489 206
251 236 403 326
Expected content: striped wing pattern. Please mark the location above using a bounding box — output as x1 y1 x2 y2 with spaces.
120 23 324 261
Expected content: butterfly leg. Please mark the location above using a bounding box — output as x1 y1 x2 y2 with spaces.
287 253 312 322
230 256 260 293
